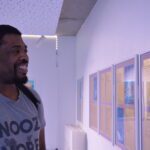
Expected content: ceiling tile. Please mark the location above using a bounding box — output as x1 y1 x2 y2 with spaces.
0 0 63 35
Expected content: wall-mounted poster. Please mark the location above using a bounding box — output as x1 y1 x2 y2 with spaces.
125 81 134 104
99 68 112 141
116 107 124 144
115 58 136 150
116 67 124 105
89 73 98 131
77 77 84 123
93 76 97 101
141 52 150 150
124 65 134 105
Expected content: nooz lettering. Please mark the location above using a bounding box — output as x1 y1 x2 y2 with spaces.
0 117 40 149
32 117 40 131
0 117 40 138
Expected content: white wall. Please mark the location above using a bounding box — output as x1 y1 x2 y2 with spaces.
23 36 76 150
23 37 59 149
57 37 76 149
76 0 150 150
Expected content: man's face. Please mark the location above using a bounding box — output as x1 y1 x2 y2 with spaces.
0 34 29 84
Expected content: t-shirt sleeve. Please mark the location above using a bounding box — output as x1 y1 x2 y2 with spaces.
29 88 46 128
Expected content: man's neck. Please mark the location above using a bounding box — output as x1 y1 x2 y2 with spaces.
0 84 19 100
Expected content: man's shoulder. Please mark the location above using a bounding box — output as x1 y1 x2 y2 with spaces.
17 84 41 109
26 87 41 101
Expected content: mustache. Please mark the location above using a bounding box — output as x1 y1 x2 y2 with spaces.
15 59 29 66
14 59 29 70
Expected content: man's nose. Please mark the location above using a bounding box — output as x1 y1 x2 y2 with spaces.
19 50 29 62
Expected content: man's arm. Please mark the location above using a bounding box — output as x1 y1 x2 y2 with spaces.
39 128 46 150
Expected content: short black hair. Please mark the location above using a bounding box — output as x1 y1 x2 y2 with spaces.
0 25 21 45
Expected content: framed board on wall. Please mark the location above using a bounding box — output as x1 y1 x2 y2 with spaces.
99 67 113 141
115 58 136 150
89 73 98 131
140 52 150 150
77 77 84 123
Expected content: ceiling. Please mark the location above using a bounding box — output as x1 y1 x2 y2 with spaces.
0 0 97 36
56 0 97 36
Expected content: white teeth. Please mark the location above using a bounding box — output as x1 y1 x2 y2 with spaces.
18 64 28 71
19 65 27 69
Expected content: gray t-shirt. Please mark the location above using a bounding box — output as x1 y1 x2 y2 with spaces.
0 89 46 149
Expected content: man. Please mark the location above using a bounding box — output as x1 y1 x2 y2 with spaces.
0 25 46 149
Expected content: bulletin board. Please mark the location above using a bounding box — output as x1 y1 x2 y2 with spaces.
115 58 136 150
99 68 112 140
141 52 150 150
77 77 84 123
89 73 98 131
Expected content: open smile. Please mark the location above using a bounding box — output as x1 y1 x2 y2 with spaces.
15 60 29 75
17 63 28 74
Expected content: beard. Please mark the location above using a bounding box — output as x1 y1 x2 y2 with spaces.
0 59 29 85
2 73 28 85
14 75 28 84
13 60 28 85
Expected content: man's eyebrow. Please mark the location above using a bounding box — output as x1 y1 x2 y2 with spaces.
12 45 21 48
12 45 27 49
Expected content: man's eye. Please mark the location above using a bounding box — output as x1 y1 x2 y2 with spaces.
14 49 20 54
